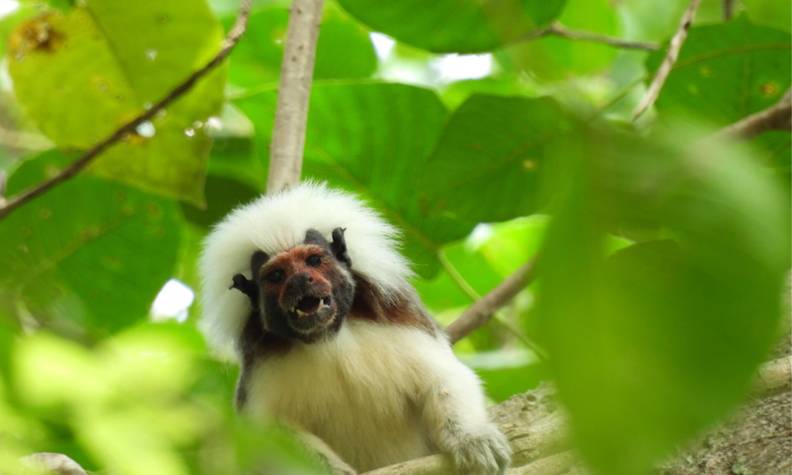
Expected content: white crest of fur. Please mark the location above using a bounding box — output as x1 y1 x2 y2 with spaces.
198 182 413 359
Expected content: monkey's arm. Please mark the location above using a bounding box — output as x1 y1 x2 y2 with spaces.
418 343 511 475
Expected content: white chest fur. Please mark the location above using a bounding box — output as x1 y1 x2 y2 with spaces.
245 320 453 471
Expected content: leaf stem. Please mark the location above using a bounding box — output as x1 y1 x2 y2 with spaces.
440 251 544 357
522 22 660 51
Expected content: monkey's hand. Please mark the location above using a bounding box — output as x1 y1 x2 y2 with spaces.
230 273 258 307
447 423 511 475
421 355 512 475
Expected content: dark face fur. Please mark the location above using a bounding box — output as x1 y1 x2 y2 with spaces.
231 228 354 343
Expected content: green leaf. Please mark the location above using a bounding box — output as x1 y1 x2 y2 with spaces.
0 2 37 58
536 125 790 475
205 135 266 191
419 94 574 224
499 0 621 81
647 17 791 125
226 4 376 88
7 0 226 205
337 0 567 53
0 151 181 336
235 82 471 276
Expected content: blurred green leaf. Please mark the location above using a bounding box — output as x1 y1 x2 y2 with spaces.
235 82 472 276
14 333 109 406
0 151 180 335
14 327 204 475
536 125 790 475
647 17 791 125
337 0 566 53
743 0 791 32
6 0 225 204
226 4 376 89
419 94 574 224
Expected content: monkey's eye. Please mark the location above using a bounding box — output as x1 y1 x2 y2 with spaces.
265 269 285 284
305 254 322 267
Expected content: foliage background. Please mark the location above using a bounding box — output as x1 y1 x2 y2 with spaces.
0 0 789 474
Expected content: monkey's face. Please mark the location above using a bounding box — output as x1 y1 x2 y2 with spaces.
252 231 355 343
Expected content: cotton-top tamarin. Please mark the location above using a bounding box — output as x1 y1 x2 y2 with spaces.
199 183 511 474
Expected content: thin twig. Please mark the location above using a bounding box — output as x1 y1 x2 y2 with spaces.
438 251 481 301
714 88 791 139
633 0 702 120
438 252 545 355
0 0 253 221
446 257 538 344
544 23 660 51
722 0 737 20
587 74 647 121
266 0 325 194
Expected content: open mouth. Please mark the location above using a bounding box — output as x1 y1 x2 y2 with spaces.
292 296 332 317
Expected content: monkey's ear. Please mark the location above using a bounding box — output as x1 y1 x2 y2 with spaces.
330 227 351 267
304 228 329 247
230 274 258 307
250 250 269 278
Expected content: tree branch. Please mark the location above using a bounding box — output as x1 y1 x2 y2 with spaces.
633 0 702 120
439 252 546 355
521 22 659 51
541 23 660 51
21 452 88 475
753 355 792 395
0 0 253 221
714 88 792 140
266 0 325 194
446 257 538 344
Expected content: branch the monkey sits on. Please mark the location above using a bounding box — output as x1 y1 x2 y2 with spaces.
199 183 511 474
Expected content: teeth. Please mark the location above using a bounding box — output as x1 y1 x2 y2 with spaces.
290 298 331 318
